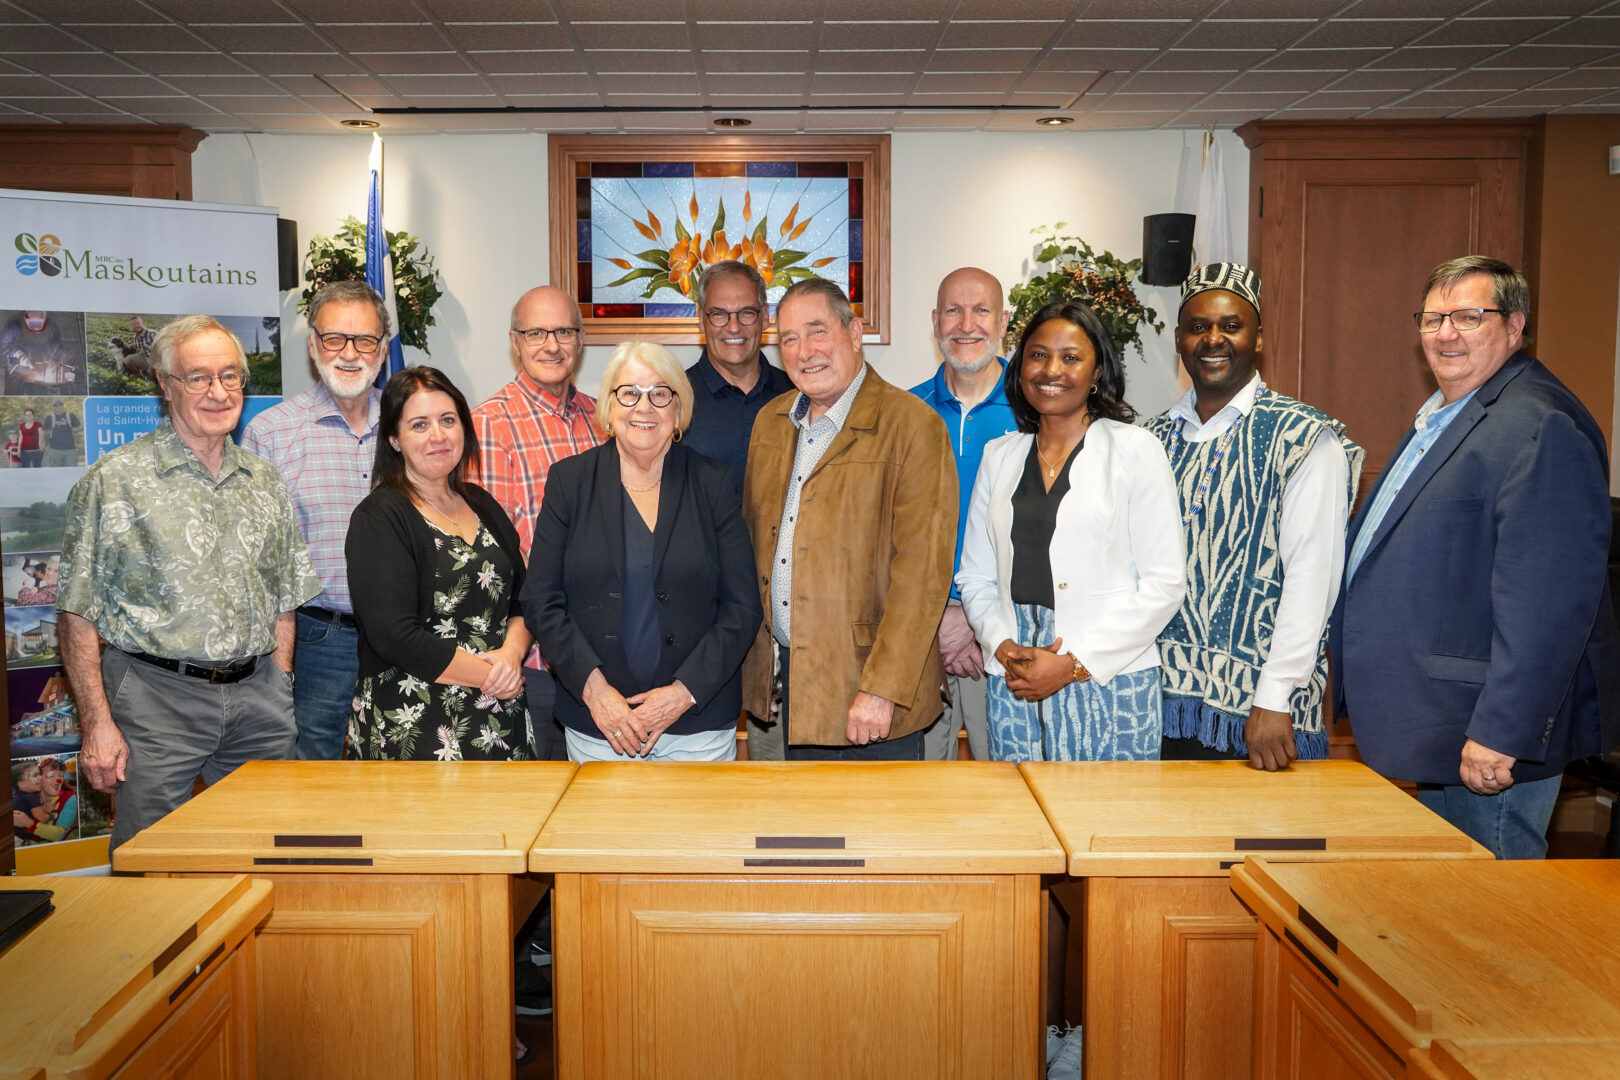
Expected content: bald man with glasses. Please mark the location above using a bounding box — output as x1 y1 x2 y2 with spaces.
471 284 604 761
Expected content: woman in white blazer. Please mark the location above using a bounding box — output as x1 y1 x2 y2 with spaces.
956 300 1185 761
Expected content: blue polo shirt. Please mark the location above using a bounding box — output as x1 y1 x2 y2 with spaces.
910 361 1020 597
683 350 796 496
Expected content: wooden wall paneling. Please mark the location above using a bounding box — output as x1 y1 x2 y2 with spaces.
0 125 205 201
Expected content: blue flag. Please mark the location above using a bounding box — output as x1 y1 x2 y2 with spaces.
366 133 406 383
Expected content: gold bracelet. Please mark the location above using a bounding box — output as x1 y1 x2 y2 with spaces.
1069 653 1091 684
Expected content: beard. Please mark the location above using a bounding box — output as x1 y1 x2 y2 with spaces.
319 357 383 400
937 334 997 376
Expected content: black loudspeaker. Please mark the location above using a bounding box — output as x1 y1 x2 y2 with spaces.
1140 213 1196 286
276 218 299 291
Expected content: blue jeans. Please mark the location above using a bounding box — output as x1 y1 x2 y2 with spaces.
1414 772 1564 860
293 611 359 760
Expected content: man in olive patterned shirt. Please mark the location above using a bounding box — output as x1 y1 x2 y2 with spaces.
57 315 320 852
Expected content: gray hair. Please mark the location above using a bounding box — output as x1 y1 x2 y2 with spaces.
1422 256 1530 318
696 260 767 312
778 277 856 329
151 315 248 378
308 280 391 338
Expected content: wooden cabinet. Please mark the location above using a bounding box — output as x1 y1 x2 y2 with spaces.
1021 760 1490 1080
0 125 204 201
1232 858 1620 1080
116 761 577 1080
0 874 270 1080
531 761 1064 1080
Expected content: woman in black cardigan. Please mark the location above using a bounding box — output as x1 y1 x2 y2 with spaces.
523 341 761 761
347 366 533 760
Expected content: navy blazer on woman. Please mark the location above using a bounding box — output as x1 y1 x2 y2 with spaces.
522 440 762 737
1333 352 1615 785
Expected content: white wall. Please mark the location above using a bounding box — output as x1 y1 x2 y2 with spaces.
191 128 1248 416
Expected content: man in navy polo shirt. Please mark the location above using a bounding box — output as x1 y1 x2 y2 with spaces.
684 259 794 758
910 267 1020 761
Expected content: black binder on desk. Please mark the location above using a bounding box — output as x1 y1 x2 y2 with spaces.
0 889 53 956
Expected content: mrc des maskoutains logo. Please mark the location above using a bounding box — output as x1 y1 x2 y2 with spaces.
13 230 259 287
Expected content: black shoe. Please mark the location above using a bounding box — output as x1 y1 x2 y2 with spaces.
514 962 552 1016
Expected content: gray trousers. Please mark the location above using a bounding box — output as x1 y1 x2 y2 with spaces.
922 669 989 761
104 647 295 853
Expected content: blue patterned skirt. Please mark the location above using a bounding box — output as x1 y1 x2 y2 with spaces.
986 603 1163 762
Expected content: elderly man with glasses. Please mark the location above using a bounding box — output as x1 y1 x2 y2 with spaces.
242 280 391 760
57 315 319 853
1334 255 1617 860
471 284 604 763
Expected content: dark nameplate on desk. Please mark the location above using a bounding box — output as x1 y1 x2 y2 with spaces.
0 890 51 956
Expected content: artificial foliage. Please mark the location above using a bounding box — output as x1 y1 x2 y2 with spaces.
1004 223 1163 357
300 216 442 354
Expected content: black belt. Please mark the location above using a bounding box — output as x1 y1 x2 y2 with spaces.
127 651 259 684
298 605 358 629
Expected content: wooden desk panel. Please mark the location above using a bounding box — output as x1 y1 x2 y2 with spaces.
0 875 269 1080
1021 760 1490 1080
1409 1040 1620 1080
117 761 576 1080
534 762 1063 1080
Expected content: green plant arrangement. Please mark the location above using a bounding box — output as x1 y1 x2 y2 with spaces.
1004 223 1164 358
300 216 442 354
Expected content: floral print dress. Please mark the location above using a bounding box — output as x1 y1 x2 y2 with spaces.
350 520 532 761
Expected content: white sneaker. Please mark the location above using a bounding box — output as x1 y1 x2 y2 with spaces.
1046 1023 1082 1080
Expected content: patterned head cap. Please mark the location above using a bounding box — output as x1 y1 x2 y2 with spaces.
1180 262 1261 317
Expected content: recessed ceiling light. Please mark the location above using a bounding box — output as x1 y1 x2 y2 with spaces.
341 118 380 129
1036 116 1074 126
714 117 751 127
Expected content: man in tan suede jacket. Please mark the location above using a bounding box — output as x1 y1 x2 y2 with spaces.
741 277 957 759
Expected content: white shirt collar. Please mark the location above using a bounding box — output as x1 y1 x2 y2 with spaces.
1168 372 1264 440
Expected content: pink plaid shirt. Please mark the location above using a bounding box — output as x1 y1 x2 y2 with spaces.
241 383 380 614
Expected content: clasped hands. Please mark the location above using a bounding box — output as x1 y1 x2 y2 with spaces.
994 637 1078 702
473 645 526 701
583 668 693 757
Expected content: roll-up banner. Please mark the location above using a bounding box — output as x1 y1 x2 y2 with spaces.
1 188 282 873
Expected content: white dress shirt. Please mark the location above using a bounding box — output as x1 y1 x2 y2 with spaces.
1166 374 1350 714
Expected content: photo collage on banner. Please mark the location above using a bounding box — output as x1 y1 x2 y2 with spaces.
2 189 282 871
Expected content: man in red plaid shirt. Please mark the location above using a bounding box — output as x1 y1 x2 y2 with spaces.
470 284 603 761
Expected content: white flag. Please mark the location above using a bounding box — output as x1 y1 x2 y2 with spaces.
1193 134 1235 266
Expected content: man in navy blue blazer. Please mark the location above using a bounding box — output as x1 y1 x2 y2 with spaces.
1334 255 1613 859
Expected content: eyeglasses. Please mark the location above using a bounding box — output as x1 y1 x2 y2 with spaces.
166 369 246 395
514 326 580 346
315 331 384 354
704 306 761 328
1413 308 1506 333
612 383 675 408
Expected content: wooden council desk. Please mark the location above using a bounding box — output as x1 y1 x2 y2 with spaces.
115 760 576 1080
1019 759 1492 1080
0 874 271 1080
529 761 1065 1080
1231 858 1620 1080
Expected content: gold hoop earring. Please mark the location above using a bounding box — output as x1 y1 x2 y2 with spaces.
673 427 683 443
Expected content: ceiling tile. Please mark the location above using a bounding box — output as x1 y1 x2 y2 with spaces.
953 0 1074 14
1327 68 1450 90
915 71 1018 91
926 49 1039 71
1441 17 1566 47
810 72 915 92
1170 109 1274 126
904 91 1008 105
1122 69 1232 92
1538 66 1620 88
200 94 319 113
95 95 214 113
126 51 256 74
498 92 602 106
551 0 682 17
704 51 810 73
28 97 133 114
488 73 595 93
1 24 104 49
192 25 332 53
1087 71 1132 92
1197 91 1301 109
705 73 809 93
819 0 954 15
1150 49 1274 70
693 22 816 51
1470 0 1606 13
1296 19 1444 49
443 23 569 51
6 52 141 75
1074 109 1183 126
819 23 943 50
52 73 179 95
1539 17 1620 47
599 92 707 107
353 52 476 73
808 92 908 105
570 21 690 50
1369 45 1507 68
0 73 71 94
596 73 700 92
588 51 698 73
1225 68 1341 91
1095 91 1210 109
320 24 456 52
1257 47 1386 69
1060 20 1185 50
800 109 902 126
813 50 925 72
383 73 492 94
1367 105 1465 116
16 0 165 20
1082 0 1210 16
1341 0 1475 15
686 0 822 16
1005 91 1073 106
1437 67 1559 90
1038 48 1158 71
1483 44 1620 66
1300 88 1410 107
469 51 587 74
1400 88 1514 107
1456 104 1550 115
937 21 1063 49
1269 106 1370 118
232 114 357 131
400 94 503 108
1018 71 1104 93
169 74 283 94
284 0 428 17
149 0 291 21
72 24 215 52
1176 19 1317 50
1492 86 1611 106
1213 0 1341 15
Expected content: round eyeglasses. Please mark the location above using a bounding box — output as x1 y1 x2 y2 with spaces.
612 384 675 408
1413 308 1506 333
704 307 761 328
167 370 246 395
514 326 580 345
315 331 384 354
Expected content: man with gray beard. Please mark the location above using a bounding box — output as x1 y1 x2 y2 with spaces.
909 267 1020 760
242 280 391 759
